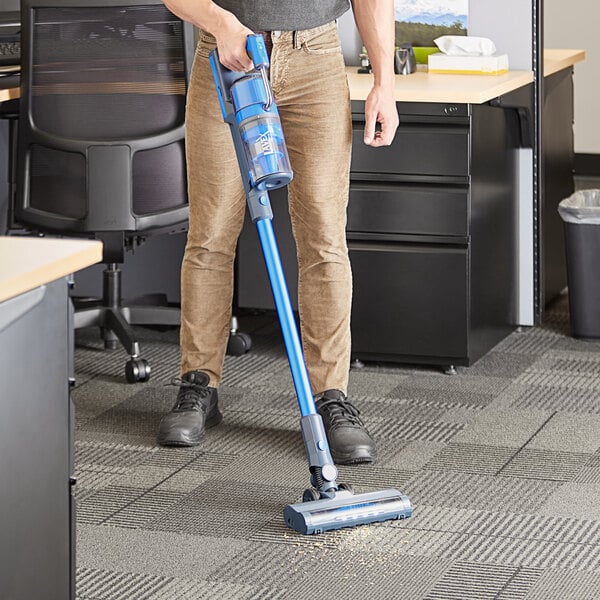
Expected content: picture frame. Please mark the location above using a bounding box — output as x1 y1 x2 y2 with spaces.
395 0 468 57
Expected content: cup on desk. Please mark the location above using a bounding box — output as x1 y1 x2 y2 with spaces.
395 44 417 75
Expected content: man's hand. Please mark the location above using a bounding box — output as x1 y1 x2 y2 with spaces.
363 85 399 146
351 0 397 147
214 16 254 72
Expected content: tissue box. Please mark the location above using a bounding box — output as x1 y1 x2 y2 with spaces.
428 52 509 75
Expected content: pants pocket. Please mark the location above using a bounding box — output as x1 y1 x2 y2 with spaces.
299 24 341 55
195 32 216 59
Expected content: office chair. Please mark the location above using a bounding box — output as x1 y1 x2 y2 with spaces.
14 0 194 382
0 96 19 235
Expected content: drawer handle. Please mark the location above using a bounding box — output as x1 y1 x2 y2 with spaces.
352 122 467 135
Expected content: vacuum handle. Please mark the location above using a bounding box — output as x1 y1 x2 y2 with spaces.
210 35 273 115
246 34 273 109
247 34 269 69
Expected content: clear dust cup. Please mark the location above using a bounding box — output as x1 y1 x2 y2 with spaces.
239 113 292 190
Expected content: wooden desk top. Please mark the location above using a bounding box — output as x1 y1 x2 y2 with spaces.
347 48 586 104
544 48 586 77
348 67 533 104
0 236 102 303
0 83 19 103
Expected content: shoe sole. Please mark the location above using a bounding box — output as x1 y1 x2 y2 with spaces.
331 447 377 466
157 408 223 447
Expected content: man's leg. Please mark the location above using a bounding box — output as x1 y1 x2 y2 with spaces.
270 24 377 464
158 33 246 446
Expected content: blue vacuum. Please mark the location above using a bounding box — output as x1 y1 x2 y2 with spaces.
210 35 413 535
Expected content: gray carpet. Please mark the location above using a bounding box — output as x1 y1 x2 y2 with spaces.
72 293 600 600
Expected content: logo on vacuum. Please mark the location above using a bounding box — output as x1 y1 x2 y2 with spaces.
257 131 276 155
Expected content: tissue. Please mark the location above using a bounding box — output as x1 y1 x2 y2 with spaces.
434 36 497 57
428 35 509 75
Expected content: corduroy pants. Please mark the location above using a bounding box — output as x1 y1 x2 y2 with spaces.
181 21 353 395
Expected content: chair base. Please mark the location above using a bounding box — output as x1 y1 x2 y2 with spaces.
71 262 182 383
73 299 181 382
72 264 252 383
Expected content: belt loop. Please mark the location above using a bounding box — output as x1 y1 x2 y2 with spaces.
262 31 273 56
292 30 297 49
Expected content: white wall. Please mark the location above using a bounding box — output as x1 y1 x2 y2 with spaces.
468 0 533 70
545 0 599 155
338 8 361 66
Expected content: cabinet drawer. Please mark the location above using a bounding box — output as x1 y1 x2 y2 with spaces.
349 241 468 360
351 121 469 177
348 182 468 237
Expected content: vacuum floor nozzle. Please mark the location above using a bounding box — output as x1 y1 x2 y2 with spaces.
284 488 413 535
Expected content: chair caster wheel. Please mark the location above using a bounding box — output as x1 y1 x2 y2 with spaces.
226 332 252 356
125 358 151 383
302 488 321 502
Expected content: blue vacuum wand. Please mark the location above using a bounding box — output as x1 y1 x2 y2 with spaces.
210 35 412 534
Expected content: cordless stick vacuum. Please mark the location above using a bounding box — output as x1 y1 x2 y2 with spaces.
210 35 413 534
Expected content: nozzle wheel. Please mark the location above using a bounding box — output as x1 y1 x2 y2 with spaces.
302 488 321 503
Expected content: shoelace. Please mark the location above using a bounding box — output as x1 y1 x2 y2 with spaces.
167 377 211 411
318 397 363 427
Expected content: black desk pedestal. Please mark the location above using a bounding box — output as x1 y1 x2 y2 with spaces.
236 100 519 369
0 278 75 599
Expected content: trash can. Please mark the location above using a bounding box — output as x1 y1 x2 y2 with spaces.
558 189 600 339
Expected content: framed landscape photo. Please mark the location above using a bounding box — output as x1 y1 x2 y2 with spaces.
395 0 468 62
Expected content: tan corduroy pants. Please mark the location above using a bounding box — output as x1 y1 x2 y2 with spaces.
181 21 352 395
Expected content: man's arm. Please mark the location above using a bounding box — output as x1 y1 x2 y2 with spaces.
351 0 398 146
162 0 253 71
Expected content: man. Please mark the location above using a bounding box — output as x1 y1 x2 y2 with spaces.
157 0 398 465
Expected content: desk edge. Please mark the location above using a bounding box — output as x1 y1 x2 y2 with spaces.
0 241 103 303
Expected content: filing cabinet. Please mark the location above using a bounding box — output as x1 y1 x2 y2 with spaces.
236 100 519 369
0 279 75 599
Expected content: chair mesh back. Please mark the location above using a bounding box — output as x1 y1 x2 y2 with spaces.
28 4 188 220
132 142 186 215
30 145 87 218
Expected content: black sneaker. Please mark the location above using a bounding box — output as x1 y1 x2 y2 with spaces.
315 390 376 465
157 370 222 447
